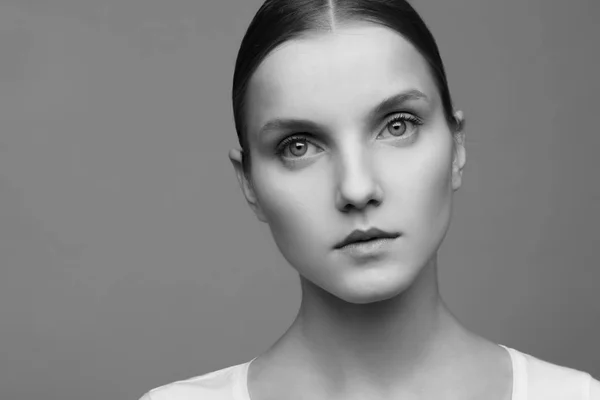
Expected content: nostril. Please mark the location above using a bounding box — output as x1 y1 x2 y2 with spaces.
340 197 381 213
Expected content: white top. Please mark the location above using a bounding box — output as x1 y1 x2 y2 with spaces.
140 345 600 400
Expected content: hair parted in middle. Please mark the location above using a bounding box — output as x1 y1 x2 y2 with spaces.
232 0 458 175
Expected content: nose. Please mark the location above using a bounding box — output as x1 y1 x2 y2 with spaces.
334 148 384 213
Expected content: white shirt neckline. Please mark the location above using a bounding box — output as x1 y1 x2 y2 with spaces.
236 345 520 400
500 344 526 400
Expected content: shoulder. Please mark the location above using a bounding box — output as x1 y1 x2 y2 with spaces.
591 378 600 399
506 346 599 399
138 361 251 400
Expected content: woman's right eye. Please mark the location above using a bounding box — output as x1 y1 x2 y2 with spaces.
276 136 322 160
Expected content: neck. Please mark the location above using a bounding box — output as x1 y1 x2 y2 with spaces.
270 255 472 394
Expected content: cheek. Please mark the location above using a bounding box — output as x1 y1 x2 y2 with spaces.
391 135 454 235
251 164 331 258
416 152 453 220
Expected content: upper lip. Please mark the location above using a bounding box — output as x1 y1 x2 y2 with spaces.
334 228 400 249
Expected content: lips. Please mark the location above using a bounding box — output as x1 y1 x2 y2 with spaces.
334 227 400 249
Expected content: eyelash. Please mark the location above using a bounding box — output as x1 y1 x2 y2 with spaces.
275 112 423 159
381 113 423 139
275 135 315 157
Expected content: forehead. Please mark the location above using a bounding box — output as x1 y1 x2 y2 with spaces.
245 24 439 139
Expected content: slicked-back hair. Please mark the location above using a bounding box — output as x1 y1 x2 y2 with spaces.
232 0 457 174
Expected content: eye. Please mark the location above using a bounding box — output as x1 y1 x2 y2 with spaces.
379 113 422 140
276 135 322 160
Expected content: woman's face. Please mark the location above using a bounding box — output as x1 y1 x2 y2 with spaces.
233 24 465 304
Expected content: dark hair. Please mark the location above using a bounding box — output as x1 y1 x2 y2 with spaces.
233 0 457 174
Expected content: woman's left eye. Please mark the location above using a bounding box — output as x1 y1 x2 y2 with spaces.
378 113 422 140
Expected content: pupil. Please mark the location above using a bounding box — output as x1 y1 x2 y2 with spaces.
390 121 406 136
290 141 307 156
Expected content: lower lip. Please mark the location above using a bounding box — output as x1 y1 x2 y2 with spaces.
337 237 397 258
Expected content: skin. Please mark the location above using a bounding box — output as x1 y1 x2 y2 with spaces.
229 24 512 400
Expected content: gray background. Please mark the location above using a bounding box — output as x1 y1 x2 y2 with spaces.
0 0 598 399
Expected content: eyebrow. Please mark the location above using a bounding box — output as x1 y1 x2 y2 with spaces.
368 89 430 120
257 119 323 139
256 89 430 138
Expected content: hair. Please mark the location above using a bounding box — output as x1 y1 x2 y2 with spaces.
232 0 458 175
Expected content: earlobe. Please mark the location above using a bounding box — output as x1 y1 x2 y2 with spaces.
228 148 268 222
451 110 466 191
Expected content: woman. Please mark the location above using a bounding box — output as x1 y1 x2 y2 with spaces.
140 0 600 399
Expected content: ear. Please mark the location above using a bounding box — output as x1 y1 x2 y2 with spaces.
451 110 466 191
228 148 268 223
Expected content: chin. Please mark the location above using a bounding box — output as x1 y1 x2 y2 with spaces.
331 266 420 305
